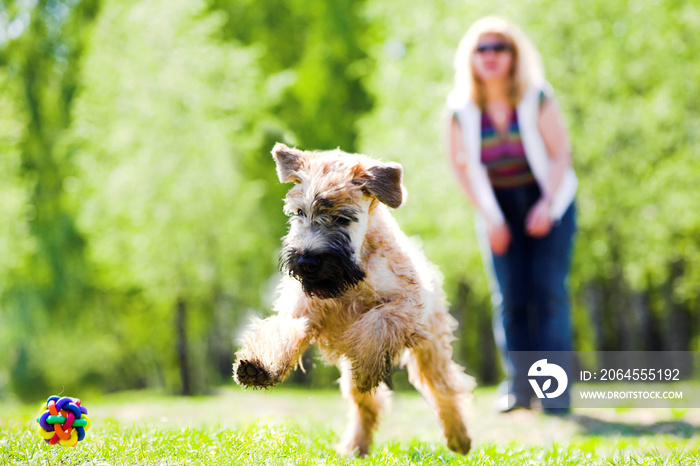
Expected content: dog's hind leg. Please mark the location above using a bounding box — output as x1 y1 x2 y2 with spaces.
337 357 390 457
403 312 473 455
233 315 310 389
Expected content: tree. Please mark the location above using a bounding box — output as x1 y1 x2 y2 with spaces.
0 0 100 399
67 0 282 394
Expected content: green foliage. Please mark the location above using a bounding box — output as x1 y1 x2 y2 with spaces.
0 0 100 399
211 0 374 151
1 0 699 396
71 0 269 304
0 70 35 394
358 0 700 365
66 0 282 393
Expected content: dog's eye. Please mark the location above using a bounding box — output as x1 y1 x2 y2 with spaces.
295 209 306 218
334 216 351 226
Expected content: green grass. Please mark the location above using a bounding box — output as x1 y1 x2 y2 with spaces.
2 386 699 465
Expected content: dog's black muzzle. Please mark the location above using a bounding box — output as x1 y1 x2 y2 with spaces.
280 236 366 299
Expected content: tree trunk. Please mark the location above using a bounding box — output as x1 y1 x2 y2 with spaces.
176 297 192 396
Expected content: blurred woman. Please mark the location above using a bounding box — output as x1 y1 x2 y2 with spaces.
446 17 577 414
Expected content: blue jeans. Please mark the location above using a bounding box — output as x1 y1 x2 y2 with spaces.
479 183 576 409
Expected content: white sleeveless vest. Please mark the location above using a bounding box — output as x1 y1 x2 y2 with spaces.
447 82 577 223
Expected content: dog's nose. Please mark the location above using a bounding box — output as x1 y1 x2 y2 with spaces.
297 254 321 274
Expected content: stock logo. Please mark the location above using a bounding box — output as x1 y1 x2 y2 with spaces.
528 359 568 399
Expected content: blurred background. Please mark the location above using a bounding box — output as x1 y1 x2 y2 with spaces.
0 0 698 402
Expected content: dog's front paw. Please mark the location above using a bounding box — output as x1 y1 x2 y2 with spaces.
447 433 471 455
234 359 277 388
352 351 393 393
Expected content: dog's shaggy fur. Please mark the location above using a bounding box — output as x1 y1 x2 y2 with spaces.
233 143 474 456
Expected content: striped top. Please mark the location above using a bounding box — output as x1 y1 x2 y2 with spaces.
480 91 549 189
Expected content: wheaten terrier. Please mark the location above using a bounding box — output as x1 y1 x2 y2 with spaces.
233 143 473 456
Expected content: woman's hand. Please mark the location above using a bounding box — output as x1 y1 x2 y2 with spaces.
526 197 553 237
488 219 511 255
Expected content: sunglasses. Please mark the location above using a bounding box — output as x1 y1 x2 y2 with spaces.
475 42 513 54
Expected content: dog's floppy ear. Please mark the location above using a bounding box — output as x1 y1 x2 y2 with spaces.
272 143 305 183
356 162 405 209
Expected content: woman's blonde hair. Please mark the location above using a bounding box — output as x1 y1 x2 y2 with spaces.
453 17 544 109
